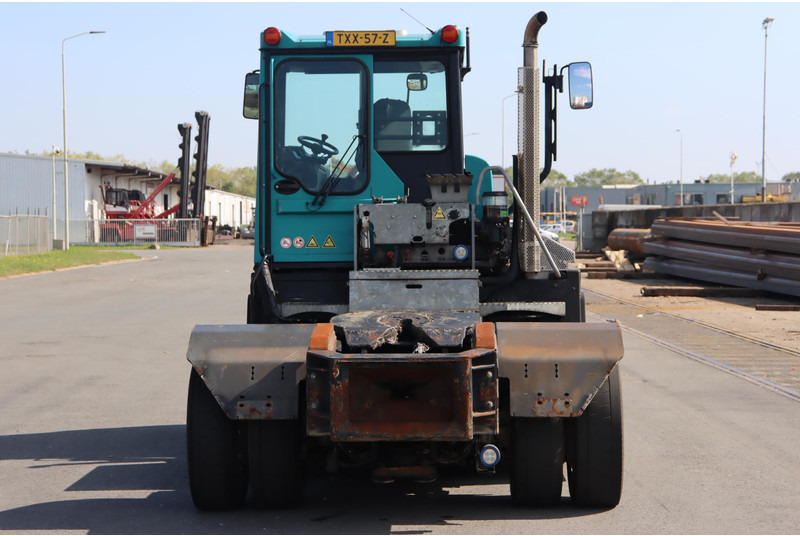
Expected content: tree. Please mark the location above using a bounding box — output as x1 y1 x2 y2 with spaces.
37 148 137 165
782 171 800 182
207 164 256 197
700 171 760 183
573 168 643 187
499 166 573 186
541 168 575 187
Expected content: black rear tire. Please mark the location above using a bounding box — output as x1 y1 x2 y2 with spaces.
101 228 120 243
248 419 305 508
566 366 623 507
160 229 179 242
186 369 248 510
510 417 565 506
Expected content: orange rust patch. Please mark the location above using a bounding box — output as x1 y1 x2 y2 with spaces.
475 322 496 349
309 323 336 351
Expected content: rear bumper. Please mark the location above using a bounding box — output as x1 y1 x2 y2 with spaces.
306 348 499 441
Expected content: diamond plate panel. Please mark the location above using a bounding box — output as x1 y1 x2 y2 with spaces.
518 66 541 273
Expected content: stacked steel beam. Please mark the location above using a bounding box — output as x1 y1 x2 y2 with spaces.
643 218 800 297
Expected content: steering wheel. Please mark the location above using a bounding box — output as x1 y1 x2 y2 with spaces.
297 134 339 160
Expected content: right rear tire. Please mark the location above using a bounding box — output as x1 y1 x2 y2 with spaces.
566 366 623 507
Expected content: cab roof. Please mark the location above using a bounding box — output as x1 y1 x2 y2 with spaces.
260 25 465 50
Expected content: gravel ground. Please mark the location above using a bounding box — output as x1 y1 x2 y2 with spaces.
582 275 800 353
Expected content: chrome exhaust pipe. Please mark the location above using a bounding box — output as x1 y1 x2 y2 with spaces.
523 11 548 67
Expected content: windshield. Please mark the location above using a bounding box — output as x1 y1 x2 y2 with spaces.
274 59 368 194
374 60 448 152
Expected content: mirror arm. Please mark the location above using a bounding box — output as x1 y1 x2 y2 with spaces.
540 62 561 183
558 64 569 93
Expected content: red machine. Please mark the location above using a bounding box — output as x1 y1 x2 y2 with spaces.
99 171 183 242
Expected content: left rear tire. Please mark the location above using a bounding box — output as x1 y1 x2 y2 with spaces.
510 417 565 506
186 369 248 510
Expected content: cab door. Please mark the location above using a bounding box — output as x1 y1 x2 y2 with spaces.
268 56 404 265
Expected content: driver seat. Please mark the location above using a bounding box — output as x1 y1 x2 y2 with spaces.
374 98 411 152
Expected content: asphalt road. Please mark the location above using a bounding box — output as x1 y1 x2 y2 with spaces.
1 243 798 534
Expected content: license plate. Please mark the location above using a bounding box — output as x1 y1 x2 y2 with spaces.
326 31 396 47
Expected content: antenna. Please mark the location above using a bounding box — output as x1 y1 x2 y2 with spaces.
400 8 435 35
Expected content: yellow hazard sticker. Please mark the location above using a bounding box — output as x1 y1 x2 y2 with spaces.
306 236 320 248
433 206 446 220
323 235 336 248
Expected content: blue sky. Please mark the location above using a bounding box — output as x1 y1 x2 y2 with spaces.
1 2 798 184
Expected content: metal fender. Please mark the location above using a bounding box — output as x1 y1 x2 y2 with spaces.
187 324 317 419
495 322 623 417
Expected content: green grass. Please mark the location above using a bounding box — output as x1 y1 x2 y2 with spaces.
0 246 140 278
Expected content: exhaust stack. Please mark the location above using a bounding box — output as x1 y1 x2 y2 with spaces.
518 12 547 273
523 11 548 66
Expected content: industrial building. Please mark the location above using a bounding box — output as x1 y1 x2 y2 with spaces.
0 152 254 244
541 180 799 215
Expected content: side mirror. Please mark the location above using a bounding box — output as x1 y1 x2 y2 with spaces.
243 71 259 119
407 73 428 91
567 62 593 109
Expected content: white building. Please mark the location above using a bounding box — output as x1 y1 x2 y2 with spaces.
203 188 255 230
0 152 254 242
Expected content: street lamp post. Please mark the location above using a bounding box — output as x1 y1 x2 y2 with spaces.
51 146 61 244
501 91 518 170
761 17 774 202
729 152 738 205
675 129 684 206
62 30 105 250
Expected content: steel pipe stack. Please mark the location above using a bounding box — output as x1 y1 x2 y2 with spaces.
608 228 651 255
643 218 800 297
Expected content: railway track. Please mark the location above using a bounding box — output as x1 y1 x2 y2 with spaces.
585 288 800 403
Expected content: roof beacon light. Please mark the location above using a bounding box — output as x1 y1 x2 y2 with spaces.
264 27 282 46
440 25 459 44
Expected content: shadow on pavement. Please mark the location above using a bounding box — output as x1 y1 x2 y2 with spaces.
0 425 608 534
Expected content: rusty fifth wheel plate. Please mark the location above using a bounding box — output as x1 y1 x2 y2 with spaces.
331 310 481 351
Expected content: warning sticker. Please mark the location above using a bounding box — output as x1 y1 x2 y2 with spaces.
323 235 336 248
433 206 446 220
293 236 305 248
280 237 291 249
306 236 320 248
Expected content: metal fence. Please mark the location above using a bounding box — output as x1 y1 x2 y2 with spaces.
1 215 51 257
70 219 201 247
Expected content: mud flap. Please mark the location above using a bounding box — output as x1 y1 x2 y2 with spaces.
495 322 623 417
186 324 316 419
